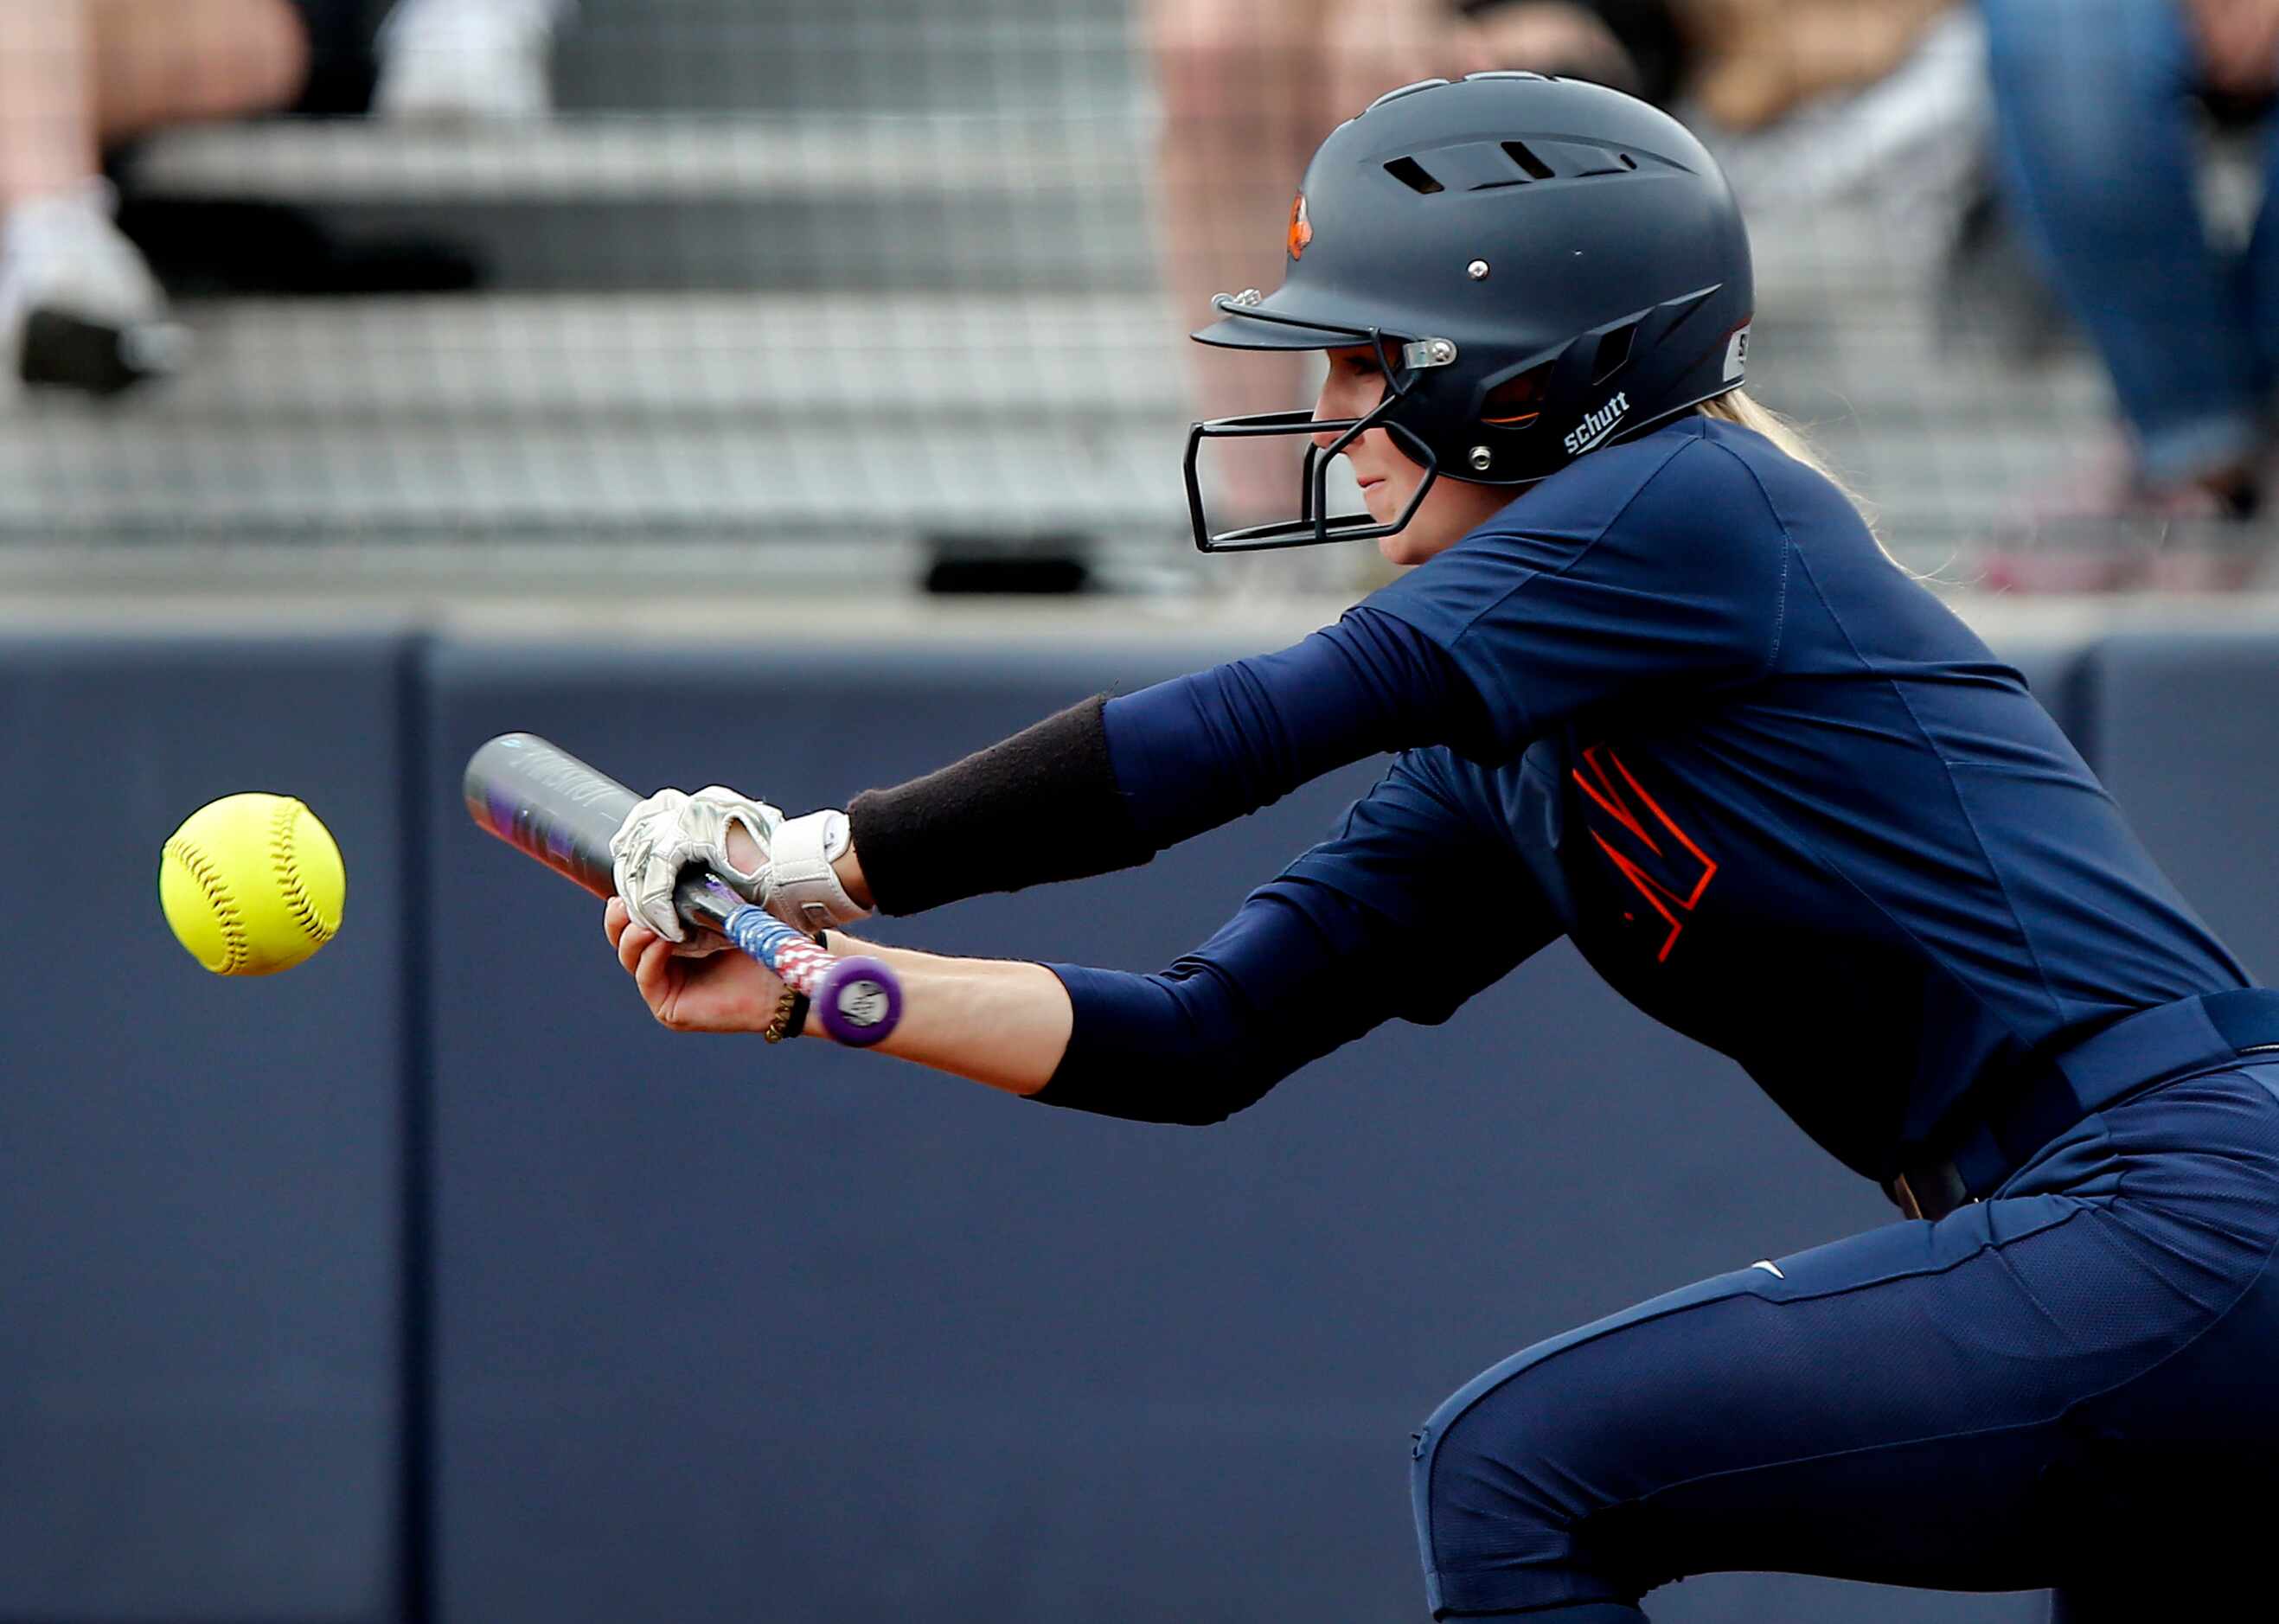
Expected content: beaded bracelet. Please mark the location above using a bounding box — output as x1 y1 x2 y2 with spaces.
765 988 808 1043
762 929 825 1044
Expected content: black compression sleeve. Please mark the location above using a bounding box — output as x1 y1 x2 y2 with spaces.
846 613 1481 917
846 694 1152 917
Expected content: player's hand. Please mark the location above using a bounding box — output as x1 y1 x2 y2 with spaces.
608 783 783 946
605 896 787 1033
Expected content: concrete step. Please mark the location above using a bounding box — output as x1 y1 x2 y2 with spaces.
129 115 1138 203
0 412 1188 539
550 0 1138 116
123 115 2010 304
0 285 2111 576
109 293 2103 424
123 113 1154 293
0 291 1194 553
142 294 1187 417
0 409 2075 572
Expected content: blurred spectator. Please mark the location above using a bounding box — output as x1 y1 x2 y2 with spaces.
1683 0 1958 131
1149 0 1687 526
110 1 568 297
1 0 307 400
373 0 573 123
1693 4 1983 254
1983 0 2279 580
287 0 573 121
3 0 567 400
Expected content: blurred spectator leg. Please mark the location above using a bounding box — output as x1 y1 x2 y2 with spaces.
1981 0 2264 583
0 0 98 208
1148 0 1330 533
2246 88 2279 548
89 0 310 137
374 0 572 124
0 0 141 399
1687 0 1956 132
1463 3 1646 98
1 0 306 400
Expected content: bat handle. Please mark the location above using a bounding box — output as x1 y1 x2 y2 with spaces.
721 906 903 1048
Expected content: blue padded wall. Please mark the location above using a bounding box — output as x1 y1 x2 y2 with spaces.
0 635 409 1622
2086 632 2279 981
423 637 2039 1624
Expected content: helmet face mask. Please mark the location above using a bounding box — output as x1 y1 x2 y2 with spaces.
1182 303 1442 553
1184 73 1755 554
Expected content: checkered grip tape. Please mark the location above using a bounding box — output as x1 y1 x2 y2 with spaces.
770 938 835 996
723 907 833 994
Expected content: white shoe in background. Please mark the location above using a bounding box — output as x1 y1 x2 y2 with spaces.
0 181 184 403
374 0 572 124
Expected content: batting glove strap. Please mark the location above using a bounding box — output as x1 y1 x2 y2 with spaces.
761 809 872 930
608 784 783 944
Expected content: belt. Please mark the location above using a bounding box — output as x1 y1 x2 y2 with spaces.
1887 987 2279 1222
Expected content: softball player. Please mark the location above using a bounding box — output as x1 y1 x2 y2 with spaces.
605 75 2279 1620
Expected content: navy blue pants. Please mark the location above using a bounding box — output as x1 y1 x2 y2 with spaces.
1409 1060 2279 1618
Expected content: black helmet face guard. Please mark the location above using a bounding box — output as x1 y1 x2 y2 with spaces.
1182 293 1444 553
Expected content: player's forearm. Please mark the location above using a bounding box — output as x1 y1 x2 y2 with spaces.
1101 609 1480 850
845 697 1149 916
810 933 1068 1097
832 845 874 911
835 615 1479 920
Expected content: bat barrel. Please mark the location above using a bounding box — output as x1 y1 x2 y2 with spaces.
465 732 906 1047
464 732 640 901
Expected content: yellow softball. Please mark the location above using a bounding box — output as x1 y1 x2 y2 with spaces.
158 793 346 976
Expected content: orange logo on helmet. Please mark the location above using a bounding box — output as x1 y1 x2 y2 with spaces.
1288 193 1312 261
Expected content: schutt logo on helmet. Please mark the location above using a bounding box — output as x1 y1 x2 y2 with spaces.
1564 393 1631 456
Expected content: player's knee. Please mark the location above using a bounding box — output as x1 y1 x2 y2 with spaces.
1410 1354 1624 1613
239 0 315 116
91 0 312 121
1412 1367 1569 1555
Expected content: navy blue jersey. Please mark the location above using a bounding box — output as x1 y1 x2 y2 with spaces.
1285 416 2247 1175
1040 416 2249 1180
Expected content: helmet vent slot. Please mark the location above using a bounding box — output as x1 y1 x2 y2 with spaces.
1482 362 1554 429
1384 157 1446 195
1592 323 1637 384
1500 141 1557 181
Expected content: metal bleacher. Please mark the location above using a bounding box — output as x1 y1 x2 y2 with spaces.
0 0 2116 590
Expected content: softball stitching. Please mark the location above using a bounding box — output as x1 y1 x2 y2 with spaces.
271 798 335 944
167 838 249 973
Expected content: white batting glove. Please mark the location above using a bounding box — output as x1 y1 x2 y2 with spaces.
761 809 873 930
609 784 783 947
